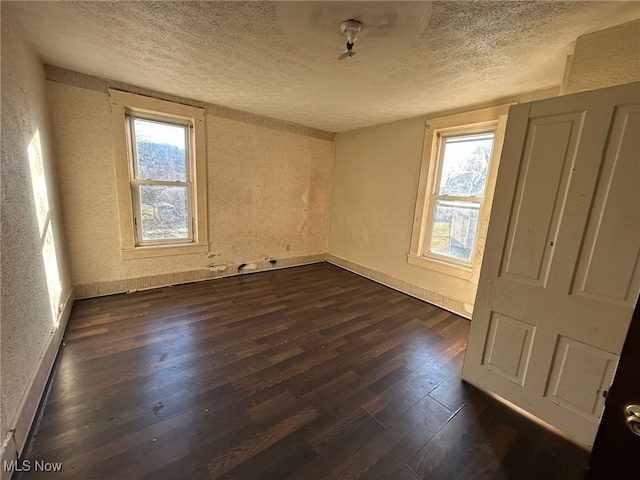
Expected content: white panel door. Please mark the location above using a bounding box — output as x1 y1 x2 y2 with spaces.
462 81 640 446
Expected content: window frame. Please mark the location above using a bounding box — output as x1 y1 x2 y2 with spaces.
408 105 510 282
109 89 208 259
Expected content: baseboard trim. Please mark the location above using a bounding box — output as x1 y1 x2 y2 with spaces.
73 254 327 299
0 288 74 479
0 434 17 480
326 254 470 319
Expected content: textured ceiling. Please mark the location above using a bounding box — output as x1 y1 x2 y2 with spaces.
5 1 640 132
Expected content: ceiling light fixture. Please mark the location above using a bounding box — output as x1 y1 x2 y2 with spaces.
339 19 362 60
275 1 433 60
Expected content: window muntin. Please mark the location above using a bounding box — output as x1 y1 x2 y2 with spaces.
425 132 495 264
127 115 194 245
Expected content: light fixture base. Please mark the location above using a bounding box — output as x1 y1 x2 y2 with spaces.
340 19 363 44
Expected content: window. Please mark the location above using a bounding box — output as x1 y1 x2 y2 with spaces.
109 90 208 259
409 106 509 280
426 132 494 263
127 116 192 244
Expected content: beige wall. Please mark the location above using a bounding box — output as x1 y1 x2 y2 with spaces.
563 19 640 94
328 117 477 317
47 79 334 294
1 10 72 460
328 92 555 318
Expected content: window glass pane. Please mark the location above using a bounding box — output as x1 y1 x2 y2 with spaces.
429 200 480 262
134 119 187 181
439 133 494 197
139 185 189 241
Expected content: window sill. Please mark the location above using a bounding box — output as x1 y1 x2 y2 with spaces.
407 253 473 280
121 242 209 260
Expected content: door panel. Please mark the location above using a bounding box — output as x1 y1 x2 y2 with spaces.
501 112 585 286
573 105 640 305
463 82 640 447
482 313 535 386
545 336 618 420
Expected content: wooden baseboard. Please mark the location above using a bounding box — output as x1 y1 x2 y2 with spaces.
0 288 74 478
0 434 18 480
73 254 327 299
326 254 470 319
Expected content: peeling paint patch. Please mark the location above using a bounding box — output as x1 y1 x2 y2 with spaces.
244 263 257 270
299 188 309 234
298 162 310 237
209 264 227 272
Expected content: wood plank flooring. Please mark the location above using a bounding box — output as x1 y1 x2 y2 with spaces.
16 263 589 479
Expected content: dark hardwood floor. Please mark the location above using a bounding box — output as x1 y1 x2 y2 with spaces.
17 263 589 479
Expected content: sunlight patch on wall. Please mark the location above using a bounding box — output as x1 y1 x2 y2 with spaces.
27 130 49 233
28 130 63 327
